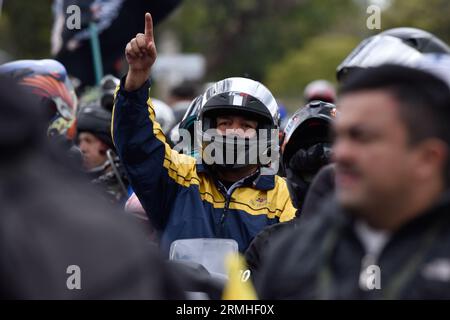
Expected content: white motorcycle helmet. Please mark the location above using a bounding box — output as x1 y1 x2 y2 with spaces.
196 77 280 171
337 27 450 81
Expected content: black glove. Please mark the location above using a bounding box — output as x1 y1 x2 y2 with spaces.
288 143 331 175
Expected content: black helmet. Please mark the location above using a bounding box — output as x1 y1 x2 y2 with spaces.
281 100 336 208
76 105 114 150
337 27 450 81
196 77 280 171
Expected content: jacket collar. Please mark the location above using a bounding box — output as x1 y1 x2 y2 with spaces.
196 163 275 191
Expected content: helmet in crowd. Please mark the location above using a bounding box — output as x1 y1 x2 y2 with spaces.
180 95 204 133
278 102 290 131
169 81 199 124
281 100 336 208
0 59 78 137
169 94 203 154
414 53 450 89
304 80 336 103
100 74 120 112
99 74 120 112
151 98 176 135
76 104 114 150
196 77 280 171
337 27 450 81
76 104 129 201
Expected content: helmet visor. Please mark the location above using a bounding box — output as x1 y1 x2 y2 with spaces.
181 95 203 123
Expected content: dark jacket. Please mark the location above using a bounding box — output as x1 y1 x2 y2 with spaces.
301 163 335 220
245 219 298 276
112 79 296 254
256 193 450 299
245 164 335 275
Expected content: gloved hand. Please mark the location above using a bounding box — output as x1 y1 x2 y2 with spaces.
288 143 331 175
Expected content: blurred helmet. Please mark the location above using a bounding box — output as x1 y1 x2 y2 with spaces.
337 27 450 81
278 102 290 131
281 100 336 208
0 59 78 137
169 81 199 123
151 98 176 134
76 105 114 150
179 95 203 135
414 53 450 89
169 95 203 153
303 80 336 103
196 77 280 170
100 74 120 112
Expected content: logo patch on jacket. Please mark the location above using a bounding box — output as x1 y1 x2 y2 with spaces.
250 193 268 208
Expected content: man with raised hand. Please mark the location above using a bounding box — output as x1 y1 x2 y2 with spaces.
112 13 295 255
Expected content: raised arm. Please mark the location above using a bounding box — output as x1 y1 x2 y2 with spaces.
112 13 196 230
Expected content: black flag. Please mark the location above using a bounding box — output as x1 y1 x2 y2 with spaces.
51 0 182 87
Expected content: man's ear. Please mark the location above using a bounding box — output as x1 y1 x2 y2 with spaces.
99 142 109 156
414 138 448 181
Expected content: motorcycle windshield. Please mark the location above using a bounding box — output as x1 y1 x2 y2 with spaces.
169 238 238 279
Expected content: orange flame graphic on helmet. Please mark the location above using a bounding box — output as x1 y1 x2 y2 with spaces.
19 73 75 111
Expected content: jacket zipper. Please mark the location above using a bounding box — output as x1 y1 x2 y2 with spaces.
221 197 231 227
217 183 237 237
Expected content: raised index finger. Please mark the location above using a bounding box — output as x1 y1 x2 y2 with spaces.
144 12 154 40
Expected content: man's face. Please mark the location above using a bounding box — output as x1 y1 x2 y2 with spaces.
78 132 108 170
333 90 417 215
216 115 258 138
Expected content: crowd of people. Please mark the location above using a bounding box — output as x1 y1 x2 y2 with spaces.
1 12 450 299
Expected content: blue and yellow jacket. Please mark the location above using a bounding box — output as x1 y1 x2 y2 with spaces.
112 79 296 254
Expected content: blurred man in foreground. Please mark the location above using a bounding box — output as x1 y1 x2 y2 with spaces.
257 64 450 299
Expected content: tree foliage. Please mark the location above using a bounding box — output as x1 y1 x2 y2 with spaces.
1 0 449 102
265 35 360 97
0 0 53 59
381 0 450 44
160 0 362 81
